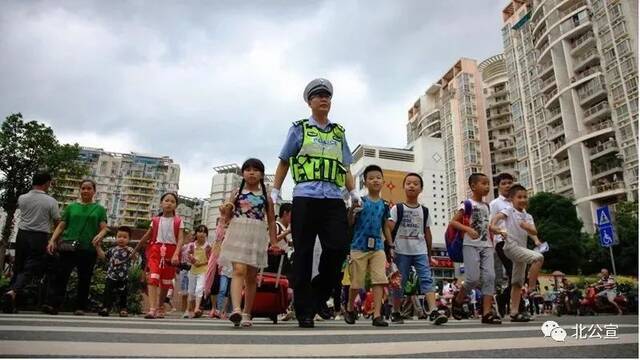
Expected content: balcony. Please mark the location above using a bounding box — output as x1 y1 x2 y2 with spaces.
582 100 610 124
554 159 571 176
487 111 510 121
591 162 623 179
589 119 613 133
578 82 607 107
574 49 599 73
591 181 625 195
540 76 557 92
570 31 595 55
559 9 590 35
556 177 573 192
489 118 512 131
494 153 517 165
551 138 568 158
546 106 562 124
573 66 602 83
544 87 560 108
589 140 618 160
548 124 565 140
539 61 554 77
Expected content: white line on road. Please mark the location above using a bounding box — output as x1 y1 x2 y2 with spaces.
0 324 636 337
1 334 636 357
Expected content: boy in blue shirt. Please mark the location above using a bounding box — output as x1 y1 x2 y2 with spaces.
344 165 392 327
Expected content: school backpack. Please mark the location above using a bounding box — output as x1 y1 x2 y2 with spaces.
391 203 430 241
444 200 472 263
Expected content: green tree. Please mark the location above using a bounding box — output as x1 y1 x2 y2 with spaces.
0 113 88 270
527 192 586 273
135 220 151 230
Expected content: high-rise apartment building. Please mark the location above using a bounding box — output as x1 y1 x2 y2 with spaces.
479 54 521 197
177 195 204 232
56 147 181 227
408 58 494 216
502 0 638 231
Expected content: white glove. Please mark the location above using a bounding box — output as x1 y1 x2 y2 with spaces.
350 189 361 206
271 188 281 205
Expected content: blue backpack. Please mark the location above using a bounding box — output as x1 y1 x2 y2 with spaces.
444 200 473 263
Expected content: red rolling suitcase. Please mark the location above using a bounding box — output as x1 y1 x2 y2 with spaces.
250 249 290 324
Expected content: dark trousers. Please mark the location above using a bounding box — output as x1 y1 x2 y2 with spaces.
495 241 513 316
46 249 97 311
103 278 128 311
10 230 50 294
291 197 349 318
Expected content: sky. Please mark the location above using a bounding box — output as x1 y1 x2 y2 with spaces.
0 0 506 199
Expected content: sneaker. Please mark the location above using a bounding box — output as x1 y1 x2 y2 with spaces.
344 310 357 325
98 308 109 317
73 310 85 316
391 311 404 324
429 309 448 325
42 305 58 315
182 312 190 319
372 316 389 327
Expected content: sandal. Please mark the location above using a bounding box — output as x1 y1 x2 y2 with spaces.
229 309 242 327
510 312 530 322
194 310 203 318
481 312 502 325
156 309 166 318
241 313 252 327
119 310 129 318
145 308 157 319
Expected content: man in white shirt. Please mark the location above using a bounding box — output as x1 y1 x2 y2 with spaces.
489 173 514 317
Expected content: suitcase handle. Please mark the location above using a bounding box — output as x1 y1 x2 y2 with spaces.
258 252 285 288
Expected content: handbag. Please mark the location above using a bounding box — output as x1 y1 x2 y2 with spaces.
57 205 98 253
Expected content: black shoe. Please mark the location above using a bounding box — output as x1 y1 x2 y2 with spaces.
298 317 315 328
315 300 333 320
391 311 404 324
429 309 448 325
98 308 109 317
372 316 389 327
42 305 58 315
2 292 16 314
344 310 357 325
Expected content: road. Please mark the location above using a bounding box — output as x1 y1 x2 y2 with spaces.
0 313 637 357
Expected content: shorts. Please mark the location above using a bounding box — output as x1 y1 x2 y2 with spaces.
597 289 616 302
349 250 388 290
188 272 206 299
147 243 177 289
178 269 189 295
503 241 544 287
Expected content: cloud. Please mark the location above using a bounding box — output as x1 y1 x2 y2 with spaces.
0 0 506 198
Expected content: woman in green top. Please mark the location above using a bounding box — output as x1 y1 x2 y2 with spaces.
44 179 108 315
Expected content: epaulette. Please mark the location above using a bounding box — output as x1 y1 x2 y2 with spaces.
293 119 308 127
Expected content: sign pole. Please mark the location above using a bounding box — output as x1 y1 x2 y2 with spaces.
609 246 617 276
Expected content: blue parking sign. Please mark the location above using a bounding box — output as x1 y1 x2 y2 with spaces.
599 225 615 248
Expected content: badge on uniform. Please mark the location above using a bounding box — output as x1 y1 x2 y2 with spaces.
367 237 375 250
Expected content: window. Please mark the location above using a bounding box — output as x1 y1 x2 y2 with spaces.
616 39 631 57
625 77 637 94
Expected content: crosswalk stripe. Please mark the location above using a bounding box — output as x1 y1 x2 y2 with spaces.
1 334 636 357
1 323 636 337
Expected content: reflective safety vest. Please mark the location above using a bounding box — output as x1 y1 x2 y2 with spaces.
289 119 347 187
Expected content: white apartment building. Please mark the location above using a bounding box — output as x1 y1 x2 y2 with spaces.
502 0 638 231
177 195 204 233
479 54 521 197
56 147 181 227
407 58 495 217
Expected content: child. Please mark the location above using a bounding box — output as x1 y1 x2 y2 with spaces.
489 184 544 322
489 172 514 316
96 226 135 317
204 217 228 318
218 158 279 327
135 192 185 319
343 165 392 327
450 173 500 324
179 234 194 318
186 225 211 318
389 173 448 325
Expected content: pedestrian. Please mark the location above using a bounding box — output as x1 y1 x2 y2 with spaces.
212 264 232 319
342 165 392 327
542 286 553 314
450 173 501 324
3 172 60 314
178 234 194 318
389 173 448 325
43 179 108 315
186 225 211 318
489 173 514 317
218 158 279 327
271 78 359 328
96 226 136 317
275 203 292 250
489 184 544 322
134 192 185 319
593 268 622 315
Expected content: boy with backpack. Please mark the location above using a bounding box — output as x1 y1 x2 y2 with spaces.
389 172 448 325
449 173 501 324
344 165 392 327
